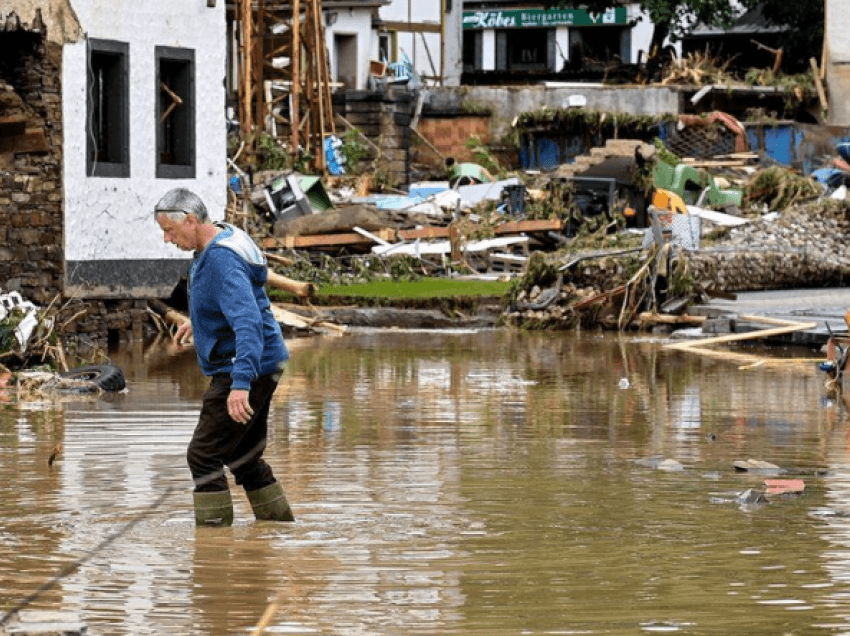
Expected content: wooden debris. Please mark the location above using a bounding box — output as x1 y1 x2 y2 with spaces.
638 312 706 326
663 315 818 369
148 299 188 327
266 271 315 297
263 252 294 267
48 442 62 467
270 304 346 335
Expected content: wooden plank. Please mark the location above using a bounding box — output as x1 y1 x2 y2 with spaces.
410 126 445 161
681 159 747 168
264 220 561 251
398 219 562 241
378 20 441 33
810 57 829 112
494 219 563 234
664 318 817 351
262 229 397 249
638 312 707 326
266 271 315 297
398 226 450 240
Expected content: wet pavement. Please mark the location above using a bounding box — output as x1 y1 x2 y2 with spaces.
693 287 850 346
4 329 850 635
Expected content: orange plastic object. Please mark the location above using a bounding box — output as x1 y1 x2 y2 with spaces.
652 188 688 214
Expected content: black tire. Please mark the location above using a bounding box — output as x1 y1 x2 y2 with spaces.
60 364 126 392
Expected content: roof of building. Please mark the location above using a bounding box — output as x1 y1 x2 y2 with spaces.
685 3 787 38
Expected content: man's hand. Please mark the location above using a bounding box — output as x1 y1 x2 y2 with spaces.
228 389 254 424
174 321 193 351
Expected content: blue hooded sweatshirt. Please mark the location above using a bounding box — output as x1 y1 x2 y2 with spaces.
188 223 288 390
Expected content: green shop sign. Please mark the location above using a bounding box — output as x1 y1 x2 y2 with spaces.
462 7 628 29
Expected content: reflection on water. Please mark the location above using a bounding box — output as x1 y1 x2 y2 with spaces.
4 330 850 634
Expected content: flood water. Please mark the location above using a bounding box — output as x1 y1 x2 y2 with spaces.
4 328 850 635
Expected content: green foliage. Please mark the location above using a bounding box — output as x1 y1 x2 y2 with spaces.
514 108 676 139
669 258 697 297
568 0 752 42
256 133 291 172
339 129 371 175
653 137 680 167
461 101 491 115
744 68 818 114
0 310 23 353
464 136 505 180
744 167 820 210
508 252 559 302
387 256 424 282
292 150 315 175
524 179 573 221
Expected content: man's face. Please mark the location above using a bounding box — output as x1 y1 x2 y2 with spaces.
157 214 197 252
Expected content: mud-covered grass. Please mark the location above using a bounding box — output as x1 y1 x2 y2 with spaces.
269 278 512 310
316 279 512 299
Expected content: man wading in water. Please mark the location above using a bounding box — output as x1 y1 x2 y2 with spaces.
154 188 294 526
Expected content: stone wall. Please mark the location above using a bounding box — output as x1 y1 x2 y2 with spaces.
0 30 63 306
334 88 415 186
56 299 160 346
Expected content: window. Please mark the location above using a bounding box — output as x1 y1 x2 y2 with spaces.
570 27 630 64
87 39 129 178
501 28 552 71
378 33 391 63
462 30 482 72
156 46 195 179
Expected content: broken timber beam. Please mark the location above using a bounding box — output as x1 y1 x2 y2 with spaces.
259 220 563 251
261 229 397 249
266 271 316 297
148 298 189 327
663 315 817 354
810 57 829 113
638 312 707 326
397 219 563 241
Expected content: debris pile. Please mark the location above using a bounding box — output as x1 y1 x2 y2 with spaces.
217 104 850 338
0 291 127 388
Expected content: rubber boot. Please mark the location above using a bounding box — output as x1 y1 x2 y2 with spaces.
246 482 295 522
193 490 234 527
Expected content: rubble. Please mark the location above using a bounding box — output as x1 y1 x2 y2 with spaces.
211 117 850 341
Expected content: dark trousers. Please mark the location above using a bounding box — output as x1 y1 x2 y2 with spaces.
188 373 279 493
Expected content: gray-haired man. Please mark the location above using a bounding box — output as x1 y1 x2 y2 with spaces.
154 188 294 526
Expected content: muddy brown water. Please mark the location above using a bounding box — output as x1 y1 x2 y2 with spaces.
3 329 850 635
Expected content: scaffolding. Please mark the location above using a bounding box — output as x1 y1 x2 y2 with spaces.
232 0 335 173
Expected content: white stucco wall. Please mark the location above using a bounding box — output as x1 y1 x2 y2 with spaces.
378 0 447 84
442 0 462 86
482 29 496 71
827 0 850 125
327 8 374 90
382 0 437 76
62 0 226 266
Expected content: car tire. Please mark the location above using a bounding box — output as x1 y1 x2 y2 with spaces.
60 364 126 392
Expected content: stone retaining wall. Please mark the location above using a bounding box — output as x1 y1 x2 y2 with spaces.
333 89 416 186
0 34 64 305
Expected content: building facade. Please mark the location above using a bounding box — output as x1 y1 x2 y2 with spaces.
63 0 227 298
